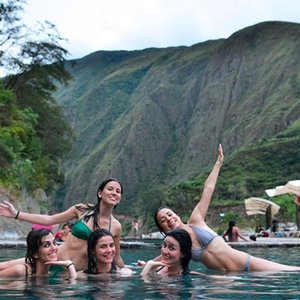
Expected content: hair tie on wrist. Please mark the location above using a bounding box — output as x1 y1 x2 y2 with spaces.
67 263 74 269
15 210 20 220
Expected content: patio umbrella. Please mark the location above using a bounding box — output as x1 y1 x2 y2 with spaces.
265 180 300 197
244 197 280 216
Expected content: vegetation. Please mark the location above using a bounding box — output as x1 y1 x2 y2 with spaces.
0 0 73 197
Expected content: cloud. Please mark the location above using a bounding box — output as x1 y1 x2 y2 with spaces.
21 0 300 59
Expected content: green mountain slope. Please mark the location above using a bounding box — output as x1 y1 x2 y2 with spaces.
53 21 300 221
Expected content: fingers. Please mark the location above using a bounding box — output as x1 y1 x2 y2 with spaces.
218 144 223 155
137 260 146 266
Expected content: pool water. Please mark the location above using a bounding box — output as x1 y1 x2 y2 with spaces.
1 245 300 299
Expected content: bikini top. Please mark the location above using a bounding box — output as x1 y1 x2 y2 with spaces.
83 262 117 274
190 226 218 262
71 219 93 240
71 213 112 241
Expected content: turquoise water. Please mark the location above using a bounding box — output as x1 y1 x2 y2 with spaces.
1 244 300 299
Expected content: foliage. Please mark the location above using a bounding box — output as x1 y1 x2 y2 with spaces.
0 0 73 195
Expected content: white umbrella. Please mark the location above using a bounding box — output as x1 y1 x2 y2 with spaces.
244 197 280 217
265 180 300 197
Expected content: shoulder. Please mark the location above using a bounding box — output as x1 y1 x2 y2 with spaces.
0 263 28 277
111 216 122 230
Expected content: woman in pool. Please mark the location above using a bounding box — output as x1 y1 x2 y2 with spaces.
222 220 249 242
154 144 300 272
0 178 125 271
83 228 132 275
141 229 191 276
0 228 76 279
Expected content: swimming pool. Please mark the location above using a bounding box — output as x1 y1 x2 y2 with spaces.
1 245 300 299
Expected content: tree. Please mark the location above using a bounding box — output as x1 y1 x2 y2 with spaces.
0 0 74 193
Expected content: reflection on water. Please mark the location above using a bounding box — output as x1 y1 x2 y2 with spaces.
1 246 300 299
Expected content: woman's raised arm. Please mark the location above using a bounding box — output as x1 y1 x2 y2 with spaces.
188 144 224 225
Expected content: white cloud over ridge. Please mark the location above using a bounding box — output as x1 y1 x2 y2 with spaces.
22 0 300 59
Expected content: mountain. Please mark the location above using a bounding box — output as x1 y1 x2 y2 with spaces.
53 21 300 221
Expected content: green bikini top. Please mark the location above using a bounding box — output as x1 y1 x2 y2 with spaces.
71 214 112 241
71 219 93 240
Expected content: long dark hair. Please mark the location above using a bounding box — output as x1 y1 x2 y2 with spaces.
224 220 236 237
82 178 123 230
84 228 116 274
25 228 52 274
154 206 181 234
165 229 192 275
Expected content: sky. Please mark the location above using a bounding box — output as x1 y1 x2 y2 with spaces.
18 0 300 60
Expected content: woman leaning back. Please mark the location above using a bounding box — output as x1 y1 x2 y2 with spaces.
154 144 300 272
0 178 125 271
0 228 77 279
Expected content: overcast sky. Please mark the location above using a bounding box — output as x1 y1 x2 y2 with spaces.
20 0 300 60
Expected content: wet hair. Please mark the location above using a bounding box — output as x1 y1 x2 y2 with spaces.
25 228 52 274
165 229 192 275
84 228 116 274
96 178 123 201
225 220 236 237
154 206 180 234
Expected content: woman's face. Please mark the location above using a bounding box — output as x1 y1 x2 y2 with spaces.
160 236 181 266
94 235 116 264
37 233 58 263
62 225 71 234
156 208 182 232
98 181 122 206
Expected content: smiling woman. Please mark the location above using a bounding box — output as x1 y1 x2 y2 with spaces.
0 229 76 279
141 229 192 276
0 178 125 271
82 228 132 275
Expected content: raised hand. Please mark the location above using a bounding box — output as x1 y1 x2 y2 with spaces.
216 144 224 165
0 201 18 219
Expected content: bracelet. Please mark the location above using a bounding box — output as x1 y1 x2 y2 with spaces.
15 210 20 220
67 263 74 269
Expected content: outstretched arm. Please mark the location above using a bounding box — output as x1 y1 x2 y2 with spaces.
0 201 81 225
188 144 224 225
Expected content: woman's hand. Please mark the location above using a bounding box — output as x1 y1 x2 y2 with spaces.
0 201 19 219
140 260 167 275
216 144 224 165
46 260 77 279
137 260 146 267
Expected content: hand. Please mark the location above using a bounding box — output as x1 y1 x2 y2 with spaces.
216 144 224 165
0 201 18 218
140 259 167 276
145 260 167 270
137 260 146 267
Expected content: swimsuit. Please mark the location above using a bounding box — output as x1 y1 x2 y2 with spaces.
71 219 93 240
190 226 218 262
83 262 117 274
71 213 112 240
243 254 251 271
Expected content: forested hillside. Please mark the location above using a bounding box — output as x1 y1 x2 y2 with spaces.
53 21 300 229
